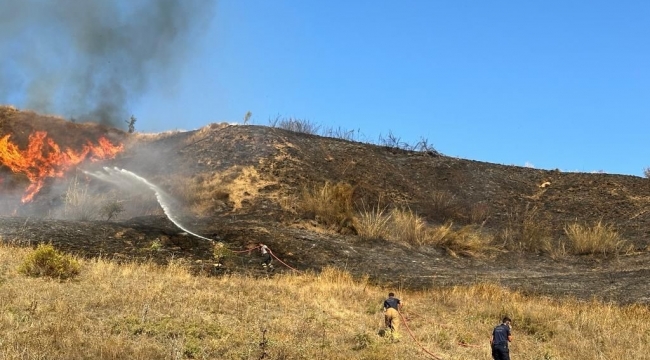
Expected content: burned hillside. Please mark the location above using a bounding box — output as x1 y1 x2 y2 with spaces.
1 106 650 304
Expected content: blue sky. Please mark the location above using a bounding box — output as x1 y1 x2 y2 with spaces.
4 1 650 176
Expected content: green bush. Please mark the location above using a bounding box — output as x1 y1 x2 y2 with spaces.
18 244 80 279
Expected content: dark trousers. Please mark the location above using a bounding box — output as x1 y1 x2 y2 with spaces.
491 343 510 360
261 253 272 267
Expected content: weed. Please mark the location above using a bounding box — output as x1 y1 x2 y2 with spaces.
352 332 375 350
377 130 408 150
62 175 102 220
149 239 163 251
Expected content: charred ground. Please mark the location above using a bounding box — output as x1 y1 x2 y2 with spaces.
1 106 649 304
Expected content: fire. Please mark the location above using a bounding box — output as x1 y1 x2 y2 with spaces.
0 131 123 202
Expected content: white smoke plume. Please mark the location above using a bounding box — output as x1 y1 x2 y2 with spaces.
0 0 215 128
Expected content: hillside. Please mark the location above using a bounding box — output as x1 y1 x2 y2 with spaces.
1 106 649 304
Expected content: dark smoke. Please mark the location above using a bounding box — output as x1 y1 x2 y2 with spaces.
0 0 215 128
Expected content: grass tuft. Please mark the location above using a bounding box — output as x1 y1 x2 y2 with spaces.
298 182 356 232
564 221 631 256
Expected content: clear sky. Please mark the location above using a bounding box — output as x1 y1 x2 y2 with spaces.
4 1 650 176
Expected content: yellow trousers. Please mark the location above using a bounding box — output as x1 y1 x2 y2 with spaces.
384 308 400 333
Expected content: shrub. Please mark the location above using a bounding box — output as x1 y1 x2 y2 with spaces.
100 200 125 220
377 130 407 149
644 167 650 179
564 221 630 256
321 126 361 141
269 116 320 134
149 239 163 251
18 244 80 279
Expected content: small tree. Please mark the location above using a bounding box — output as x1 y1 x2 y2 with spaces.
644 167 650 179
243 111 252 125
125 115 137 133
100 200 125 220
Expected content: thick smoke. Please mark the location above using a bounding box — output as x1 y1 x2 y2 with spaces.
0 0 215 128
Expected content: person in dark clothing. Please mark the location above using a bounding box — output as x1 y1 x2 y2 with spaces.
259 243 273 270
491 316 512 360
383 292 402 337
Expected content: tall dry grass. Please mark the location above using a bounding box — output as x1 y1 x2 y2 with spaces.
0 243 648 359
355 207 493 255
496 205 566 257
298 182 355 231
354 204 392 240
564 221 631 256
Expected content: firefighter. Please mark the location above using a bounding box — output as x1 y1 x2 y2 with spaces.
490 316 513 360
383 292 402 338
259 243 273 270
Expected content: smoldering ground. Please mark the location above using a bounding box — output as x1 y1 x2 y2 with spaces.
0 0 216 128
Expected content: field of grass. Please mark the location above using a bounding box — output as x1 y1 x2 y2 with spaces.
1 243 649 360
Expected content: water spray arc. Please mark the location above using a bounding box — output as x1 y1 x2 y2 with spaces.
84 167 213 242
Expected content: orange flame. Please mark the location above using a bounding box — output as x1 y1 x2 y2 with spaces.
0 131 123 202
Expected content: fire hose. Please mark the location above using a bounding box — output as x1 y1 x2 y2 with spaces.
397 310 444 360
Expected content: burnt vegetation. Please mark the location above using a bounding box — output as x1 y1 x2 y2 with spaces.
1 106 650 303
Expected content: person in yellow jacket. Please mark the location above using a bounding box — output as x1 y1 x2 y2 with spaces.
383 292 402 337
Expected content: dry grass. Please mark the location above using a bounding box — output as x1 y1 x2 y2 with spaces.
269 117 320 134
355 207 493 255
298 182 355 231
59 175 104 220
436 225 495 257
388 207 430 245
468 202 491 225
427 190 462 222
497 205 558 254
564 221 632 256
166 166 276 216
354 204 392 240
0 243 648 360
